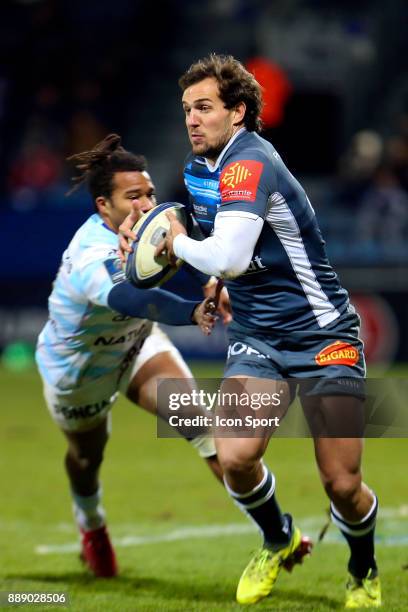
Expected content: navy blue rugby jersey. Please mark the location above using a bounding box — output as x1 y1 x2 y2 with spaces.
183 129 351 332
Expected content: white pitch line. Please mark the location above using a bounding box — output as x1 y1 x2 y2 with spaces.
36 524 255 555
35 508 408 555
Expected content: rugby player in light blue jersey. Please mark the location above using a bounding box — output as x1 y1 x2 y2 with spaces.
35 134 223 579
121 55 381 608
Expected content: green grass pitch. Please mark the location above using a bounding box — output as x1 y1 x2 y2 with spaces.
0 364 407 611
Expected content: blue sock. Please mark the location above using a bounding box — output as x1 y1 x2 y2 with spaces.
331 494 378 579
224 464 291 550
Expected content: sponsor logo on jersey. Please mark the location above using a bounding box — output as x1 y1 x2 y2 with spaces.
227 341 269 360
104 257 126 284
55 399 110 420
244 255 267 274
220 160 264 202
112 313 133 322
117 325 151 381
94 327 144 345
193 203 209 215
315 341 359 366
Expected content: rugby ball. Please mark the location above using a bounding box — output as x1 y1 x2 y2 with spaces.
125 202 187 288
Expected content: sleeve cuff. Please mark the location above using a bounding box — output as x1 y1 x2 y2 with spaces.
173 233 189 259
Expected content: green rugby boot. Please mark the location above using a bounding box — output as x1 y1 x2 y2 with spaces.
236 525 312 605
345 569 381 608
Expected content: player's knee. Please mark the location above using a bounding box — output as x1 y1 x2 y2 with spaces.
216 441 263 475
67 447 105 472
324 472 361 504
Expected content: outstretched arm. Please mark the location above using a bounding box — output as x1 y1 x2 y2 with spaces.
107 281 216 335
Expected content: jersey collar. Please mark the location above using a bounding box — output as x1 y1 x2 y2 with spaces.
94 212 117 234
102 222 116 234
198 128 246 173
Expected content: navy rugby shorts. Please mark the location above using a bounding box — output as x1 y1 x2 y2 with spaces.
224 313 366 398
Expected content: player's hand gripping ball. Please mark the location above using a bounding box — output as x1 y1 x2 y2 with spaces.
125 202 187 288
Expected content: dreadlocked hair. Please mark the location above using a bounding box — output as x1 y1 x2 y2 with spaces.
66 133 147 201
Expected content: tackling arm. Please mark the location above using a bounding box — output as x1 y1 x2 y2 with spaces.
78 243 216 331
107 281 199 325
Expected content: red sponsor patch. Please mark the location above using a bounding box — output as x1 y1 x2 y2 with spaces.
220 160 264 202
315 341 360 367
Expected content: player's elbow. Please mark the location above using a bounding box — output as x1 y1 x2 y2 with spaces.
217 252 250 279
220 265 247 280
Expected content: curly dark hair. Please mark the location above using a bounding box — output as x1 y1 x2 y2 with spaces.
179 54 263 133
67 133 147 200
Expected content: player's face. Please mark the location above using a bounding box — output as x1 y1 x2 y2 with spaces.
182 77 245 163
102 171 156 231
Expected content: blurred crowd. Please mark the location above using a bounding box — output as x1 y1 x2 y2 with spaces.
1 0 407 265
332 119 408 263
0 0 184 210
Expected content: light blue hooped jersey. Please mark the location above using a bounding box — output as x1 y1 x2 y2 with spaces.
36 214 151 391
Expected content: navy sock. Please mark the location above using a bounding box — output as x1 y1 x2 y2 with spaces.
331 494 378 579
225 464 291 550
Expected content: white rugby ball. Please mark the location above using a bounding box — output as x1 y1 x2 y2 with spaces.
125 202 187 288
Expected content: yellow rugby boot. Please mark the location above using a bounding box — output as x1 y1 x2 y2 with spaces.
345 569 381 608
236 526 312 605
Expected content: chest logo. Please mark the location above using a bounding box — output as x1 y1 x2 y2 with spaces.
222 162 252 188
220 160 264 202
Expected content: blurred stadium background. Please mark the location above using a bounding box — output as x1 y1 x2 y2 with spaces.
1 1 407 610
1 0 408 367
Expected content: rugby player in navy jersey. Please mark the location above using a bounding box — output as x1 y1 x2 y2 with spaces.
35 134 223 579
120 55 381 608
